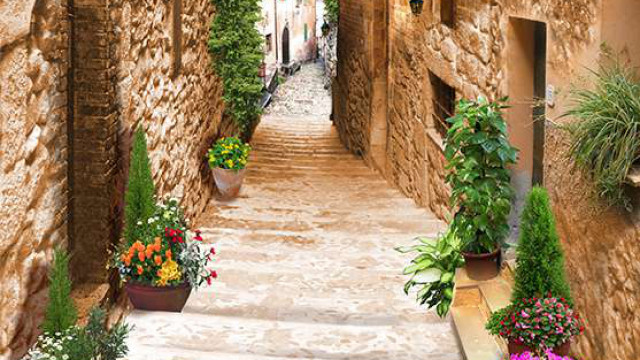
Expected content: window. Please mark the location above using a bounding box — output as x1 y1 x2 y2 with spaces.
304 24 308 42
441 0 455 28
430 72 456 138
265 34 273 52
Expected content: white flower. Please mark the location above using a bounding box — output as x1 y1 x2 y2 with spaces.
62 355 69 360
147 217 155 224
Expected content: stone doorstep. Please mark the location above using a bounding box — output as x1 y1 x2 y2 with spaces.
451 264 515 360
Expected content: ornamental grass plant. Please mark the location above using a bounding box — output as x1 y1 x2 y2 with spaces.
564 52 640 211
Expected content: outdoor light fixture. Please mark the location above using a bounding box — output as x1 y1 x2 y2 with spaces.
409 0 424 15
321 22 331 37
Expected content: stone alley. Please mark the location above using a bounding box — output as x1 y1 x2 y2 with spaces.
123 63 462 360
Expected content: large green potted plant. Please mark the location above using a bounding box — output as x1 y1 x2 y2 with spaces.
444 97 518 280
396 228 465 317
207 136 251 200
113 127 217 312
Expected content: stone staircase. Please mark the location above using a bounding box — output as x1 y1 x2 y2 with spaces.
451 261 516 360
122 69 463 359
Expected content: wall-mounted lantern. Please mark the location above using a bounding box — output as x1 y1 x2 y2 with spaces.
409 0 424 15
321 22 331 37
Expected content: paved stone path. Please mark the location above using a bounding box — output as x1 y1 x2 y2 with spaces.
124 63 462 360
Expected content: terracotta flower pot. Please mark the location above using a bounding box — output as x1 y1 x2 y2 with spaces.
462 246 501 281
212 167 247 200
508 339 571 357
125 282 192 312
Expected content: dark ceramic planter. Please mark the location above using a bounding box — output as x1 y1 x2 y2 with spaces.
508 339 571 357
212 167 247 200
125 282 192 312
462 246 501 281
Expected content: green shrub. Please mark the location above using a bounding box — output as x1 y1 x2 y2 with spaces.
511 187 572 304
325 0 339 24
396 228 465 318
563 53 640 211
124 127 156 244
444 97 518 254
42 248 77 334
28 308 130 360
209 0 264 137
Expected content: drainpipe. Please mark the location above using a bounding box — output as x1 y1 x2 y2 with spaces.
274 0 279 64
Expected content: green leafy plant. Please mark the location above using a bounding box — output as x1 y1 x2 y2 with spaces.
324 0 339 24
563 54 640 211
396 228 465 317
42 247 77 334
27 308 131 360
207 136 251 170
209 0 264 137
444 97 518 254
124 127 156 244
511 187 573 304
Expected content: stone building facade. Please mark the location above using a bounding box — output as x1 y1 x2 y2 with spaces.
259 0 317 72
333 0 640 359
0 0 224 358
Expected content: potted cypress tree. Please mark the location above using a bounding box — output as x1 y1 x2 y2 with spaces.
113 127 217 312
444 97 518 280
487 187 582 356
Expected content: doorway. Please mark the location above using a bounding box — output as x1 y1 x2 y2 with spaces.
282 26 290 64
506 18 547 242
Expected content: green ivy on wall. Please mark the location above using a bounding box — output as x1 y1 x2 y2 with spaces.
325 0 339 24
209 0 264 137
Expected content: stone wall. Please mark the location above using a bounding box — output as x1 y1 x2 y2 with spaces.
109 0 224 222
0 0 70 358
334 0 640 359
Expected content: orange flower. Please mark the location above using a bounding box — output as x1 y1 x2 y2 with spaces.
145 245 154 258
153 242 161 252
137 265 144 275
138 251 146 262
135 241 145 252
154 237 161 245
154 255 162 266
120 254 127 262
124 256 132 267
128 246 135 257
165 249 172 260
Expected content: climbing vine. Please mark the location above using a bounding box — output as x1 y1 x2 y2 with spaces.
324 0 339 24
209 0 264 137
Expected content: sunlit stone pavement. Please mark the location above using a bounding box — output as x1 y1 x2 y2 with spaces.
124 64 462 360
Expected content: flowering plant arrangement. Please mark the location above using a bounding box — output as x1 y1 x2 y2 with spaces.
486 296 585 352
207 136 251 171
510 350 575 360
113 197 217 289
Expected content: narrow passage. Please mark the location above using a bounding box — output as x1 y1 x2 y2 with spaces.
124 63 462 360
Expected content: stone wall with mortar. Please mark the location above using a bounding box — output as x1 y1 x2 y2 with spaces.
0 0 70 358
109 0 225 222
335 0 640 359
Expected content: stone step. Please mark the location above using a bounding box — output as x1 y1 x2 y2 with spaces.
451 306 503 360
125 312 462 360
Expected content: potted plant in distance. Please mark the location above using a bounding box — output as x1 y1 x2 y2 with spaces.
113 127 217 312
396 228 465 317
444 97 518 280
208 136 251 200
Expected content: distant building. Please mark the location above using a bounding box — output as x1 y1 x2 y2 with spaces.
259 0 317 77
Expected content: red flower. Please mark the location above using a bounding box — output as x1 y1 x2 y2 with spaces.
210 270 218 279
